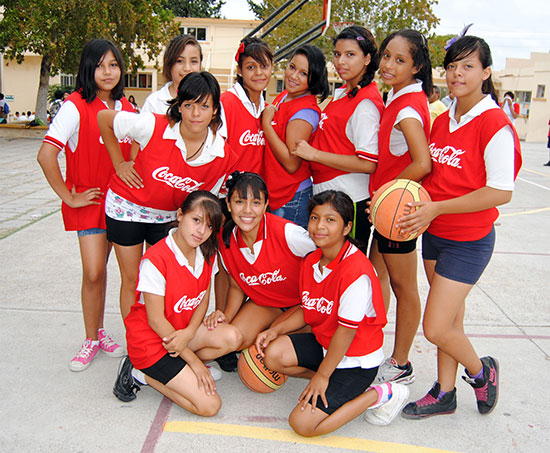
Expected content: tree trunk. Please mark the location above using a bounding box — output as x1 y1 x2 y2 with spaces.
36 54 52 123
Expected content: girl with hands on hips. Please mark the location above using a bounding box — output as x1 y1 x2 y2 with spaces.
255 190 409 437
114 191 242 413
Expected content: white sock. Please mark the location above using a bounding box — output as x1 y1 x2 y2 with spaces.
370 383 393 409
132 368 147 386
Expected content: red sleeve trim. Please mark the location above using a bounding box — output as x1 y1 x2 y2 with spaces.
43 135 65 150
338 317 360 329
356 150 378 163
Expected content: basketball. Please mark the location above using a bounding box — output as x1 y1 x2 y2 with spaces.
370 179 431 241
237 345 288 393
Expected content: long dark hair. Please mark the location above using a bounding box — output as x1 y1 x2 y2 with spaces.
179 190 223 262
334 25 379 98
235 36 273 99
289 44 329 102
75 39 125 103
380 29 433 97
222 171 269 249
163 35 203 81
166 71 221 129
308 190 357 246
444 36 497 103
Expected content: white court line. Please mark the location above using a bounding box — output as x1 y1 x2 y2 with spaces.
517 177 550 190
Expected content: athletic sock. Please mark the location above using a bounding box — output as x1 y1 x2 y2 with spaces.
438 390 448 399
467 366 484 381
371 383 393 409
132 368 147 386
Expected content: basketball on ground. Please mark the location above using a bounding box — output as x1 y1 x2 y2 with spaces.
237 344 288 393
370 179 431 241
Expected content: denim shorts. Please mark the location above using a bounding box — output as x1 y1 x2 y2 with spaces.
422 228 495 285
272 185 312 230
77 228 106 238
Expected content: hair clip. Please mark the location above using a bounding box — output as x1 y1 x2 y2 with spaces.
235 42 245 63
356 36 365 41
444 23 473 50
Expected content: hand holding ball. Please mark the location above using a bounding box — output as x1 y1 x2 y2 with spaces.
238 344 287 393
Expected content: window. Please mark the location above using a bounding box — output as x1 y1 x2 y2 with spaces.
179 26 207 41
536 84 545 98
60 73 76 87
515 91 531 116
124 73 152 89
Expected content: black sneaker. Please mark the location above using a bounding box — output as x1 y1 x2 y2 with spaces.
401 382 457 419
544 161 550 167
215 351 238 372
113 356 141 402
462 356 499 414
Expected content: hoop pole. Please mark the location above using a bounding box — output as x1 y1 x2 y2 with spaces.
321 0 332 36
273 20 326 58
244 0 297 39
274 30 323 62
260 0 310 39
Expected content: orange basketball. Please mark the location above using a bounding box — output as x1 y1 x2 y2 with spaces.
237 344 288 393
370 179 431 241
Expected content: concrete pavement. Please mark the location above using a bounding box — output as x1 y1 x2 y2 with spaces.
0 137 549 452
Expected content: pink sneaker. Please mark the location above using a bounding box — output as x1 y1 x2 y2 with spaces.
98 329 126 358
69 339 99 372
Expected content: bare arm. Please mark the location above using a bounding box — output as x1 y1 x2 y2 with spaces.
204 273 246 329
293 140 376 173
255 306 306 356
394 117 432 182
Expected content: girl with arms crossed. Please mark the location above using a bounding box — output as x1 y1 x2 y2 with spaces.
398 36 521 418
38 39 132 371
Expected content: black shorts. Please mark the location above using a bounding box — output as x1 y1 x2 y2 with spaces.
373 229 417 254
140 353 187 385
106 215 174 246
289 333 378 415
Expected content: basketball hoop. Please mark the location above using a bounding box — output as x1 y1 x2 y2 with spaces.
332 21 354 35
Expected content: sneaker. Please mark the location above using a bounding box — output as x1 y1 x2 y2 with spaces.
544 161 550 166
69 339 99 372
98 329 126 358
401 382 457 419
207 364 223 381
215 351 238 372
113 356 141 402
462 356 499 414
374 358 415 385
365 383 410 426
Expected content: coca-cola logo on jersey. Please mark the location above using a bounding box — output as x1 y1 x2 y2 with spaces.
173 290 206 313
301 291 333 315
239 129 265 147
152 167 204 192
239 269 286 286
99 136 132 145
429 143 465 169
318 113 328 130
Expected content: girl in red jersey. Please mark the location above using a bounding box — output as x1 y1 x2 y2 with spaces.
113 191 242 414
293 26 384 252
255 191 409 436
262 44 329 230
397 36 521 419
368 29 433 386
204 172 316 370
98 72 237 319
38 39 132 371
219 37 273 175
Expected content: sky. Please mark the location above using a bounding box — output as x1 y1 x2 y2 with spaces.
220 0 550 70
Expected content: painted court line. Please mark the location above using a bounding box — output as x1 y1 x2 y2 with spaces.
517 177 550 191
500 206 550 217
163 421 457 452
141 397 173 453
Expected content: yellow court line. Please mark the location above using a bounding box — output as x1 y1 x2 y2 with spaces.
500 206 550 217
522 168 549 178
163 421 457 453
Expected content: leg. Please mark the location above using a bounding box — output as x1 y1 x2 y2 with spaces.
112 242 143 319
383 250 421 366
231 302 284 350
78 233 109 339
264 335 315 379
189 323 243 361
368 239 391 310
145 366 221 416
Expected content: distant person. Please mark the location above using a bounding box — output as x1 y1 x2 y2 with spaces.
501 91 519 125
127 95 139 113
27 111 35 121
545 119 550 166
429 86 447 124
63 91 71 101
19 111 28 122
49 89 64 122
14 111 21 121
440 92 454 107
0 93 9 123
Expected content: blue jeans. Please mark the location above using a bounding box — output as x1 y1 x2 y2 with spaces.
272 185 312 230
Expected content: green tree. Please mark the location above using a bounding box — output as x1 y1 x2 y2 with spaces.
163 0 225 17
0 0 177 122
428 33 454 69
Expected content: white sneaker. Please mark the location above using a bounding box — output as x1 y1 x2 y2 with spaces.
207 364 223 381
365 383 410 426
374 357 415 385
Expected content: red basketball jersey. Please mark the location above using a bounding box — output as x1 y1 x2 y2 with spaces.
218 213 303 308
221 90 265 175
300 242 386 356
262 91 319 210
370 90 430 193
125 238 213 370
109 114 238 210
310 82 384 184
45 92 133 231
424 108 522 241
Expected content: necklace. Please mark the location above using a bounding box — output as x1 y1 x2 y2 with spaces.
186 132 208 161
